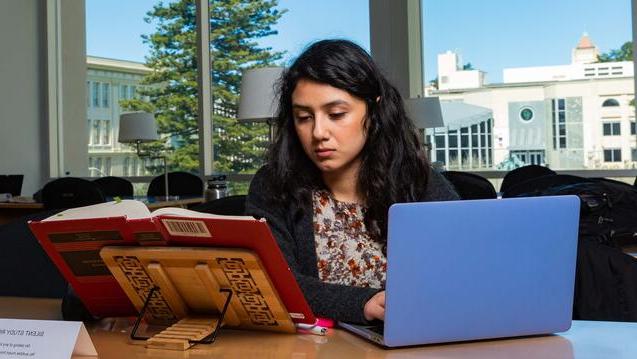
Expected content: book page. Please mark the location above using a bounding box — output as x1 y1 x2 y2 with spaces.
42 200 151 221
151 207 253 221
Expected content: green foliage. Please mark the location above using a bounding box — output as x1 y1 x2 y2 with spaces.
124 0 284 174
598 41 633 62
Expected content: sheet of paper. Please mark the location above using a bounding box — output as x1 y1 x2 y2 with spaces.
0 319 97 359
42 199 151 221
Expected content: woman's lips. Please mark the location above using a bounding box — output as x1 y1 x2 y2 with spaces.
315 149 335 158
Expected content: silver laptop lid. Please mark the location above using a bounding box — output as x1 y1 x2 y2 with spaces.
384 196 580 347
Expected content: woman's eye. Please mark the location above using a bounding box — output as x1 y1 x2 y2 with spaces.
329 112 346 119
295 115 311 122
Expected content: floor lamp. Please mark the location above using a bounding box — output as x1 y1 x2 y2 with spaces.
237 67 284 141
118 111 170 198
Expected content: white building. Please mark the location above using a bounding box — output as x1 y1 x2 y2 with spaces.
430 34 635 170
86 56 152 177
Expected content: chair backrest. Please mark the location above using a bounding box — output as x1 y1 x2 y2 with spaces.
441 171 497 200
500 165 556 194
502 174 590 198
0 174 24 196
147 171 203 197
41 177 106 209
93 176 134 198
190 195 247 216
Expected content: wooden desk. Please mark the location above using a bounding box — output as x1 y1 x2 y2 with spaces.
0 197 204 225
1 297 637 358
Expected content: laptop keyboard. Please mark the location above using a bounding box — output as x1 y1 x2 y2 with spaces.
368 325 384 335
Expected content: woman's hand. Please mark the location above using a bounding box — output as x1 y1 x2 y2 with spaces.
363 291 385 321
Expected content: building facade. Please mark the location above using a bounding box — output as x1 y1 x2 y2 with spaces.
86 56 152 177
429 34 635 170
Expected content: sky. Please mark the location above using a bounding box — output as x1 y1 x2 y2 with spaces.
86 0 631 84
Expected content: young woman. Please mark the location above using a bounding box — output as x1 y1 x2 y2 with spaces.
245 39 459 324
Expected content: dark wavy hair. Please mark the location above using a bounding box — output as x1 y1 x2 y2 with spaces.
266 39 430 240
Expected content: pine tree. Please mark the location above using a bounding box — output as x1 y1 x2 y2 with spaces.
598 41 633 63
123 0 284 174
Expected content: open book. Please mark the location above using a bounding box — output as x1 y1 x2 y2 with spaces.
28 200 315 325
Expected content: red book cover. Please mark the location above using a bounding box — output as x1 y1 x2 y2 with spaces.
29 214 139 317
28 201 316 325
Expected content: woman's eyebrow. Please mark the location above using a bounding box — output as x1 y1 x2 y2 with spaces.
292 100 349 110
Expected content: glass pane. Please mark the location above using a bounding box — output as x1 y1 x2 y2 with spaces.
603 123 611 135
87 0 201 180
614 149 622 161
436 150 446 164
448 134 458 148
461 134 469 147
423 0 633 171
435 135 446 148
604 150 612 162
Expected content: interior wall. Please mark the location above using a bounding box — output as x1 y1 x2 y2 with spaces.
0 0 45 196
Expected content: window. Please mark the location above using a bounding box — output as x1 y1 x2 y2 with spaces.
631 121 635 135
102 83 110 108
602 98 620 107
603 122 621 136
101 120 111 144
92 82 100 107
552 99 568 149
603 149 622 162
632 148 637 162
92 120 100 145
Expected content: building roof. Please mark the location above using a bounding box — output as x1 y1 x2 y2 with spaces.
87 56 150 74
440 102 492 128
576 33 595 49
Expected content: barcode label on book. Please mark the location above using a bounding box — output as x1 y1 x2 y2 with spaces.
162 219 211 237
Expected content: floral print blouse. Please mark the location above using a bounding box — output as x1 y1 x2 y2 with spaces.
312 189 387 289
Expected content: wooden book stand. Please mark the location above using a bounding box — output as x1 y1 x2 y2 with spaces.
100 246 296 350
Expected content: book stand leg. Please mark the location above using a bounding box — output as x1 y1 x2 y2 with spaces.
130 286 234 350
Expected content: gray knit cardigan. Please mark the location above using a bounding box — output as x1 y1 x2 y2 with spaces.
245 166 460 324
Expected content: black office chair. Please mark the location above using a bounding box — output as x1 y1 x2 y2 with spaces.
0 210 67 298
500 165 556 195
442 171 497 200
147 171 204 197
93 176 134 198
191 195 247 216
502 174 590 198
41 177 106 210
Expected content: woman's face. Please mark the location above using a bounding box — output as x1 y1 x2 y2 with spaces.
292 79 368 177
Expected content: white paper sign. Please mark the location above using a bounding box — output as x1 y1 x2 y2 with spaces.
0 319 96 359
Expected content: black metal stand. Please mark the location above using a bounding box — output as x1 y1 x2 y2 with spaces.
130 286 233 347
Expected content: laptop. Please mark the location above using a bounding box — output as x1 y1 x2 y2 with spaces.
339 196 580 347
0 175 23 196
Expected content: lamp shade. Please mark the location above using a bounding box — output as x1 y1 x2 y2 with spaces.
118 112 159 143
237 67 284 122
404 96 444 129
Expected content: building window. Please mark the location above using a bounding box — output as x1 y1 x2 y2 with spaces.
102 83 110 108
120 85 129 100
632 148 637 162
92 82 100 107
92 120 100 145
602 98 620 107
603 122 621 136
631 121 635 135
603 149 622 162
102 120 111 144
552 99 567 149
